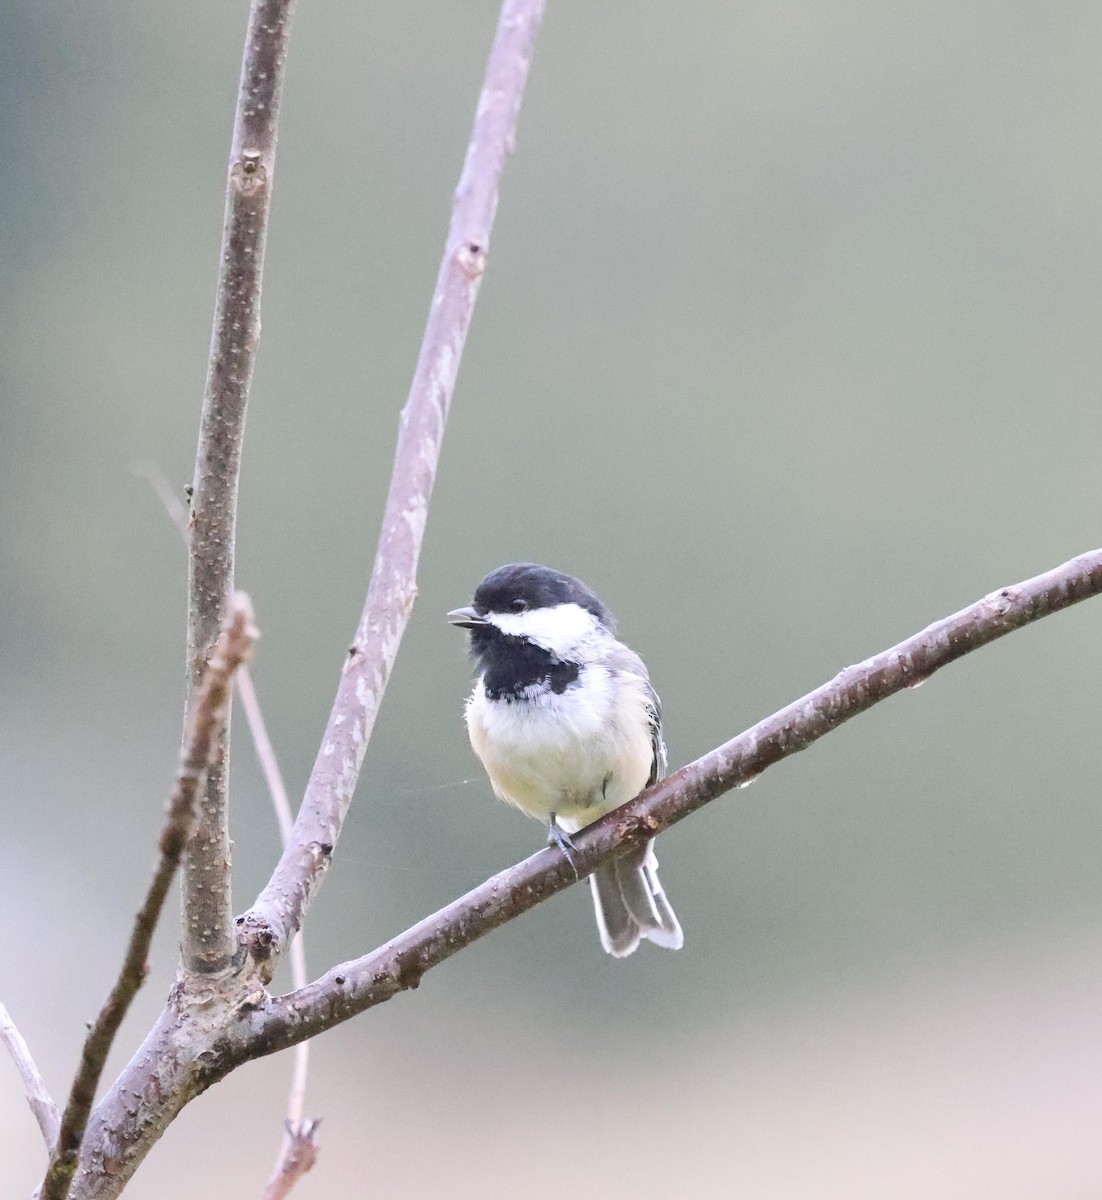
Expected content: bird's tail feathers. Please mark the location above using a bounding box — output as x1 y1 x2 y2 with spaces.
589 840 683 958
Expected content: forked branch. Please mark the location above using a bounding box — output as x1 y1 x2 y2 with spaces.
51 8 546 1196
41 4 1101 1197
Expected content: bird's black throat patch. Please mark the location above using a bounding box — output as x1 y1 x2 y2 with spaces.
469 626 581 701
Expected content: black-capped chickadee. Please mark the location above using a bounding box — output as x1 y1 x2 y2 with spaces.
449 563 683 958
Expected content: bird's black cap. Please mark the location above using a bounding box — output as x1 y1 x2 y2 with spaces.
472 563 616 631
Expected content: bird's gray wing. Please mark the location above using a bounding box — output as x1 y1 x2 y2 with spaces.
605 643 666 787
644 679 667 787
590 643 682 956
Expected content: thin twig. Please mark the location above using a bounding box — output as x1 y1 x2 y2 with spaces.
235 548 1102 1050
237 669 295 847
0 1001 60 1149
184 0 296 975
239 0 547 973
237 670 320 1197
41 597 258 1200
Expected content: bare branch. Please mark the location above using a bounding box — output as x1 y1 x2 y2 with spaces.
237 669 319 1196
239 0 547 972
41 597 258 1200
64 1001 211 1200
184 0 296 975
235 548 1102 1051
0 1001 60 1149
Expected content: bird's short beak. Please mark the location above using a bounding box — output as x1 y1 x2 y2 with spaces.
447 606 487 628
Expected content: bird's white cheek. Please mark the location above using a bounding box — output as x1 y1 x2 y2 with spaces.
488 603 598 658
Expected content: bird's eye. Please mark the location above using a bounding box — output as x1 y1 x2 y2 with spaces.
509 597 528 613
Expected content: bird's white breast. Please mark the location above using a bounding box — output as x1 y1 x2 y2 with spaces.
465 665 653 832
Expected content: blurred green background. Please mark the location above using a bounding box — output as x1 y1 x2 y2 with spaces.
3 2 1102 1196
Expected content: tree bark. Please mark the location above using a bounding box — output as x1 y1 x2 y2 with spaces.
184 0 296 976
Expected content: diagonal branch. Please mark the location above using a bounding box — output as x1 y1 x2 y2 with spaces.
41 597 258 1200
0 1001 60 1149
228 547 1102 1052
184 0 296 975
62 550 1102 1196
238 0 547 973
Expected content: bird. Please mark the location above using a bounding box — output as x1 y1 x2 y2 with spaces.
448 562 683 957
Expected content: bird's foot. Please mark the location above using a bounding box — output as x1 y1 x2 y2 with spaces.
547 819 579 880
